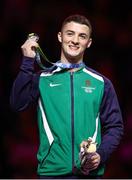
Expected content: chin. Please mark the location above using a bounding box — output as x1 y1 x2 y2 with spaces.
68 53 80 58
64 51 82 63
67 56 81 63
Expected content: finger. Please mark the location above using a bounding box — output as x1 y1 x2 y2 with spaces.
84 157 100 170
85 156 100 166
21 39 38 49
89 164 98 171
85 161 99 171
21 42 38 58
80 140 88 147
91 153 100 162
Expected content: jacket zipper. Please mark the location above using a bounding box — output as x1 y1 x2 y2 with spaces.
70 72 75 172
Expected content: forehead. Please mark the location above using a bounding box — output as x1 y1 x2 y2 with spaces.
62 21 90 34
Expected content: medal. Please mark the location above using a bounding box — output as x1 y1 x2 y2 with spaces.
79 137 97 165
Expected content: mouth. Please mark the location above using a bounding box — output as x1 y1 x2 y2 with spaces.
69 45 79 50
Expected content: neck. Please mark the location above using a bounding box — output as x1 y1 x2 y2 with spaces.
61 59 82 64
60 56 83 64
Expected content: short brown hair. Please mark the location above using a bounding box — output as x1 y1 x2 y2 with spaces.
61 14 92 37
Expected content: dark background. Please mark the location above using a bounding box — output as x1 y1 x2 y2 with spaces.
0 0 132 178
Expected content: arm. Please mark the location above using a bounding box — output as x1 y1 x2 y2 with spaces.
97 78 124 164
80 78 124 174
10 38 40 111
10 57 40 111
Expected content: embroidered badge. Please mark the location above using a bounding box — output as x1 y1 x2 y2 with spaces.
81 80 95 93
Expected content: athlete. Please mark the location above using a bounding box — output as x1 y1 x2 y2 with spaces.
10 14 124 178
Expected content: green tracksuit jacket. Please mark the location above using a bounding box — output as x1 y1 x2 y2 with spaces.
37 67 104 176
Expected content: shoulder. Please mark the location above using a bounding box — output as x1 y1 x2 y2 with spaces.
84 66 116 96
84 66 113 86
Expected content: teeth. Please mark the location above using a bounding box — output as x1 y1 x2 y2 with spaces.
69 46 78 49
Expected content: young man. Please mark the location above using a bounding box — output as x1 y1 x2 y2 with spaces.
10 14 124 178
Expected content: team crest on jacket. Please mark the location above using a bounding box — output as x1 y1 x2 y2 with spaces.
86 80 91 86
81 80 96 93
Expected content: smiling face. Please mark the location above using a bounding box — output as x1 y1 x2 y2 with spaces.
58 21 92 64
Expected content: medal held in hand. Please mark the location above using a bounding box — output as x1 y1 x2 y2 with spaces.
79 137 97 175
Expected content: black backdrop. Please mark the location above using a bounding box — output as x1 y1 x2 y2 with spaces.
0 0 132 178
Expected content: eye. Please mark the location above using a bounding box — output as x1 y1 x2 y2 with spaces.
80 35 87 39
66 32 73 36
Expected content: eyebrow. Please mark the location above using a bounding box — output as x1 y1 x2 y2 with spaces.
79 33 88 37
65 30 74 33
65 30 88 36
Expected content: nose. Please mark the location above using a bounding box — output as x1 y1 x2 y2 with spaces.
72 35 79 44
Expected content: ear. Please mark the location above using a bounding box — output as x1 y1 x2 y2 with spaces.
58 32 62 43
87 38 92 48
